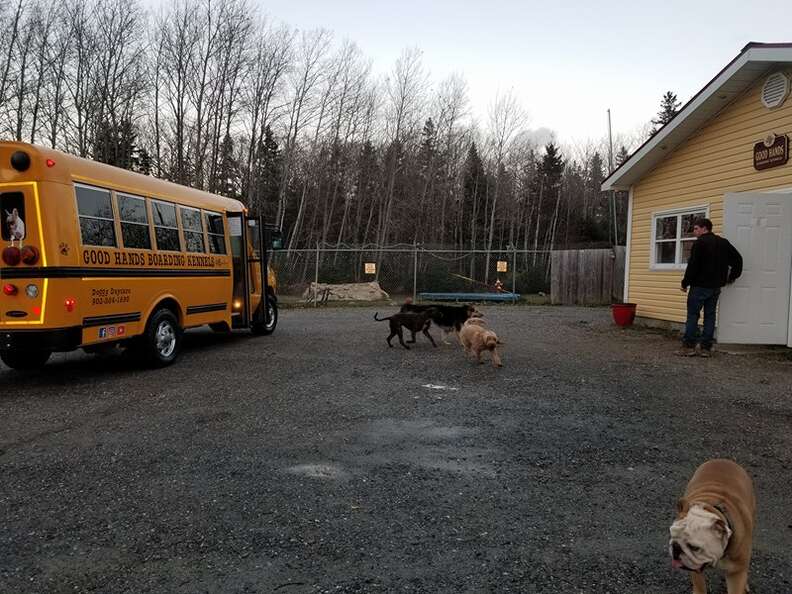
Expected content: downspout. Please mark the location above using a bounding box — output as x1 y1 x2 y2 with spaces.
623 186 634 303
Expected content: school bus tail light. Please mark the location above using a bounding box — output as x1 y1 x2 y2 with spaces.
64 298 76 312
3 283 18 296
46 159 56 168
2 246 21 266
20 245 39 265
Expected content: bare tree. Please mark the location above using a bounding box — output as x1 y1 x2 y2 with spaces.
242 22 293 207
158 0 200 183
483 89 526 282
0 0 26 130
377 46 429 248
277 28 332 231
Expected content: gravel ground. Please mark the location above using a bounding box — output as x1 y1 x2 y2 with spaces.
1 305 791 594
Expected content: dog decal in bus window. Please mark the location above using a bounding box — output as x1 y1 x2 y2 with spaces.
4 208 26 243
2 192 27 245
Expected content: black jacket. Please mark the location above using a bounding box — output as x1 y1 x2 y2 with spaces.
681 232 743 289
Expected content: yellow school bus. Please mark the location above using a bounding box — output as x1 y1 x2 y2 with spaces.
0 142 282 370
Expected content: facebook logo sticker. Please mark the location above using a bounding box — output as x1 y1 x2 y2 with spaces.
99 328 107 338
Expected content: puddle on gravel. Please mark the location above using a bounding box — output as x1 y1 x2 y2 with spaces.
350 418 496 476
284 463 350 480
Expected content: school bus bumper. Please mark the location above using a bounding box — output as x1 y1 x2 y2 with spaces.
0 327 82 352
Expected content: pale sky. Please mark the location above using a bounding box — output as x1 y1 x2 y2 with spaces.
258 0 792 149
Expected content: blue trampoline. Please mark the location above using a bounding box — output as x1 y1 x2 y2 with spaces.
418 292 520 302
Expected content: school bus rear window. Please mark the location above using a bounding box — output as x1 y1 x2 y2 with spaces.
1 192 26 242
76 185 116 247
118 193 151 249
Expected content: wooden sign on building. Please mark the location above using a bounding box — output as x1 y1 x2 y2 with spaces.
753 134 789 170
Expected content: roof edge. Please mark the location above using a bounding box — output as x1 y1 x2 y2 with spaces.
602 44 792 191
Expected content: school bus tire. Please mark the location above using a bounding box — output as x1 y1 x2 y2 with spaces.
251 296 277 336
135 308 183 367
0 349 52 370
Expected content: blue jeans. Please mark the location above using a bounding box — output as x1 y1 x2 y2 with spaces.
683 287 721 349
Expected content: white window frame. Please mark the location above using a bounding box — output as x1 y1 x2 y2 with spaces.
74 182 117 247
150 198 181 252
650 205 709 270
204 210 227 255
116 192 150 250
180 205 206 253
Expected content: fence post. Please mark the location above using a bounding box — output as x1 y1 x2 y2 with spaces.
511 244 517 304
314 241 319 308
413 242 418 303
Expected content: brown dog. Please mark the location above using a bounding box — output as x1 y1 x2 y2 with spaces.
458 318 502 367
374 311 437 349
669 459 756 594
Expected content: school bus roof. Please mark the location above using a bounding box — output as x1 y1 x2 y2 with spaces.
0 142 246 213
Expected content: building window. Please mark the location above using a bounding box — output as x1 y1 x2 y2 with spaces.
117 193 151 249
181 206 206 253
652 208 707 269
204 211 226 254
151 200 181 251
76 185 116 247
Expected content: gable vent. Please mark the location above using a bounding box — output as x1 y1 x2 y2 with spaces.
761 72 790 109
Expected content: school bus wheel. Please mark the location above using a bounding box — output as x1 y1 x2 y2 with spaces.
0 349 51 370
251 295 277 336
136 308 183 367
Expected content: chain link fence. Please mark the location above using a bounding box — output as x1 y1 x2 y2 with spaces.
270 245 552 305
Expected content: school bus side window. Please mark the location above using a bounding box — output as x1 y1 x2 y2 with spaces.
151 200 180 251
205 211 226 254
75 185 116 247
117 193 151 249
181 206 205 253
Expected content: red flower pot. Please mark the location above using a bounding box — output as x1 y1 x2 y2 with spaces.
611 303 637 327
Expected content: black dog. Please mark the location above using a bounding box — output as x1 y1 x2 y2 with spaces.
400 302 479 344
374 311 437 349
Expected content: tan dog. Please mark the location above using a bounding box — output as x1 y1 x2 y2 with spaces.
669 459 756 594
459 318 502 367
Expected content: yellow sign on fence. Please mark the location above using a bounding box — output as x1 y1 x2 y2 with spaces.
497 260 508 273
364 262 376 274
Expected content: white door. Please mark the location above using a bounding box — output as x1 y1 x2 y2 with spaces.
718 192 792 344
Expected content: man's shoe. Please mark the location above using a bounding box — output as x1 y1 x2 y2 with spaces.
698 346 713 358
676 345 697 357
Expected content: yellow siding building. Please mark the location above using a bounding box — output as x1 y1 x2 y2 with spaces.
604 43 792 346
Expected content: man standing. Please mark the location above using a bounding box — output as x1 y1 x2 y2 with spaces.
679 217 742 357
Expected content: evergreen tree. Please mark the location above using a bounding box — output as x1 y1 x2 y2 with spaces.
650 91 681 135
615 145 630 167
578 152 609 242
462 142 487 247
137 148 153 176
253 125 281 218
417 118 437 176
216 133 241 200
94 119 138 171
539 142 564 188
352 140 380 244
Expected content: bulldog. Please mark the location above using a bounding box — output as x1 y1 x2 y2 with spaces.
669 459 756 594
